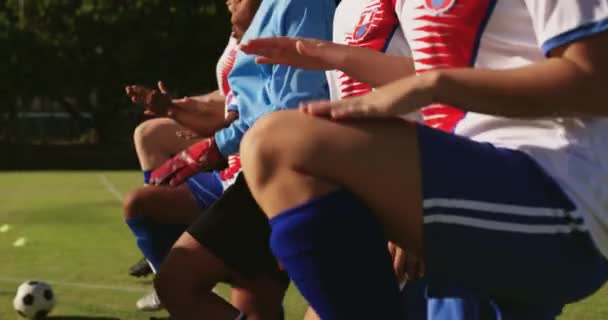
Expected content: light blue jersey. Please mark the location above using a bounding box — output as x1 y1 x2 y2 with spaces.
214 0 336 156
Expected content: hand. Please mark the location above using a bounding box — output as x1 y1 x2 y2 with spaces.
167 93 229 138
300 72 437 119
125 81 173 116
169 94 221 115
150 138 227 186
388 242 424 288
240 37 349 71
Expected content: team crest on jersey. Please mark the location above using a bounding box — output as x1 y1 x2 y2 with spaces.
352 7 379 40
424 0 456 15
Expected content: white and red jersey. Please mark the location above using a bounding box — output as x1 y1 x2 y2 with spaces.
216 36 241 187
328 0 410 101
394 0 608 257
216 37 239 98
330 0 420 121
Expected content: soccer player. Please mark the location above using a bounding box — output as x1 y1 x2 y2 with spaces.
121 0 258 312
149 0 336 319
240 0 608 319
322 0 427 318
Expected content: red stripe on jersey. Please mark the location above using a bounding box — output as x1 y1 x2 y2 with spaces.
341 83 373 98
337 0 399 99
219 154 241 181
408 0 493 132
219 49 238 96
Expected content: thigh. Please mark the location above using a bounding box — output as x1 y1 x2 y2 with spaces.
161 232 230 289
132 184 202 224
230 274 288 320
416 125 608 306
246 110 425 254
135 118 202 158
187 175 283 278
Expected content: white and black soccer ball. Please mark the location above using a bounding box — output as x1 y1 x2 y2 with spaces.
13 281 56 319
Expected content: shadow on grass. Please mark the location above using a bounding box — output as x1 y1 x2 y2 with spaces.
49 318 169 320
48 317 120 320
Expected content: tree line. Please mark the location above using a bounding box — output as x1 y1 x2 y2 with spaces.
1 0 231 144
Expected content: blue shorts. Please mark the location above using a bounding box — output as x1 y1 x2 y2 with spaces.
417 125 608 318
185 172 224 209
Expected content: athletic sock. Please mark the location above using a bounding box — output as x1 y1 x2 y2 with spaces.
126 217 188 272
427 284 497 320
143 170 152 185
269 190 405 320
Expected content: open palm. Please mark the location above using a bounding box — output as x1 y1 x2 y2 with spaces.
240 37 348 71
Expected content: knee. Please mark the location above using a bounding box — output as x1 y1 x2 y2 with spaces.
133 121 152 150
134 118 172 150
154 246 219 305
241 114 276 163
240 111 297 184
122 189 147 219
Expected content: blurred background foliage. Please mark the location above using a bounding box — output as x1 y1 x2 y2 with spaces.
0 0 231 148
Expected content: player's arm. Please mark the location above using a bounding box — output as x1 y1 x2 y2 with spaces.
168 90 228 137
173 89 226 115
302 32 608 119
429 32 608 118
241 37 415 87
126 80 229 137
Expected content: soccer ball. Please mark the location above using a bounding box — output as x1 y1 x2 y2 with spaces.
13 281 55 319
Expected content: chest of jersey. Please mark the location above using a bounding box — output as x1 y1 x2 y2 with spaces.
332 0 401 99
398 0 496 72
396 0 497 131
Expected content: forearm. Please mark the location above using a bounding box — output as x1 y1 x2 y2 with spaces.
426 57 607 118
339 47 415 88
190 90 226 112
169 90 228 137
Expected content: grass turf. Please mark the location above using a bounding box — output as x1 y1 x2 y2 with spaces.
0 171 604 319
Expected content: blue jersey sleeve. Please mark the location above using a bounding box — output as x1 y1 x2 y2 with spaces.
214 0 334 157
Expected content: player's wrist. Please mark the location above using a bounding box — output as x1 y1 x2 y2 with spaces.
332 44 355 71
415 70 442 106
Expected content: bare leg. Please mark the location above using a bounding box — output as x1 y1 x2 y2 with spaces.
123 184 200 223
133 118 202 171
156 233 286 320
240 110 424 254
303 307 320 320
231 275 287 320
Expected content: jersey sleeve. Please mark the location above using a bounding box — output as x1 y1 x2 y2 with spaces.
522 0 608 55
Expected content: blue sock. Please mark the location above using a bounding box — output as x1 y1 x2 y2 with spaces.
143 170 152 185
126 217 188 272
427 284 497 320
269 190 404 320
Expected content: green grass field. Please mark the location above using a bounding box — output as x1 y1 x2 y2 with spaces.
0 171 605 319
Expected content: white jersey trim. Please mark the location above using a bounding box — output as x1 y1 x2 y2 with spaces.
424 198 582 219
424 214 587 234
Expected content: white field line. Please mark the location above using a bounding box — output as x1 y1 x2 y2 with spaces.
98 174 124 202
0 276 147 293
